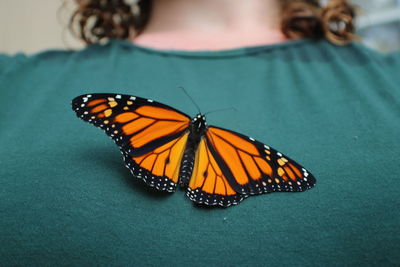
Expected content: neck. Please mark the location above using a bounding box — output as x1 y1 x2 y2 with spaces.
132 0 288 50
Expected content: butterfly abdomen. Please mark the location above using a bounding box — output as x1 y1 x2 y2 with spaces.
179 148 195 188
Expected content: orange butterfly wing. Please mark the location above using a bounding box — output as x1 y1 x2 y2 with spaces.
72 93 191 192
187 138 247 207
187 126 316 206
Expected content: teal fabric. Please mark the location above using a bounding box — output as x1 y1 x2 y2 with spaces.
1 38 399 266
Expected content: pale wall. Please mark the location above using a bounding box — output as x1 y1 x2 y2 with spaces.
0 0 83 55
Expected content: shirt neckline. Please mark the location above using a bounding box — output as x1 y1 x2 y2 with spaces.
113 38 316 58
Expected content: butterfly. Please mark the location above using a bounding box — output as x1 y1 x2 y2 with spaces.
72 93 316 207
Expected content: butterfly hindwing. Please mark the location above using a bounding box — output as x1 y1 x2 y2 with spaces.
72 93 191 191
202 126 316 199
186 138 248 207
122 132 189 192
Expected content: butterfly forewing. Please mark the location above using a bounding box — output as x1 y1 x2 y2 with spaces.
204 126 316 197
72 93 191 191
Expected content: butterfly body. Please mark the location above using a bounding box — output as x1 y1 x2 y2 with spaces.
178 114 208 187
72 93 316 207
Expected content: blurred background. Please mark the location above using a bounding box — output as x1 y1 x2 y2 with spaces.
353 0 400 53
0 0 399 55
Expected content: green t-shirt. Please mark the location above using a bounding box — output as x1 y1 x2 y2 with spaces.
1 38 399 266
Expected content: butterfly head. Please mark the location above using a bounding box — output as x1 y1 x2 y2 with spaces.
191 114 208 134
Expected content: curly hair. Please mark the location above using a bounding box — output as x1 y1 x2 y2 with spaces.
69 0 359 46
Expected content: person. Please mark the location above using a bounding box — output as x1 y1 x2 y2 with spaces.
70 0 358 49
0 0 399 266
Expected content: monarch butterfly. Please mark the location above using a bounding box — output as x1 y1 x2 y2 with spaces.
72 93 316 207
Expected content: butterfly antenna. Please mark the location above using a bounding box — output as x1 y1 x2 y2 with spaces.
204 107 237 116
178 86 201 113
